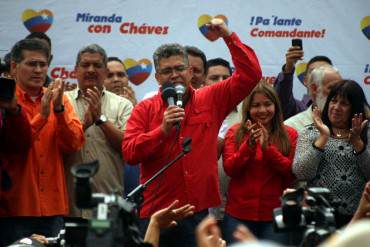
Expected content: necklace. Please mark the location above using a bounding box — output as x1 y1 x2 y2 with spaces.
332 128 349 138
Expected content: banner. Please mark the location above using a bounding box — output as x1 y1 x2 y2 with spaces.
0 0 369 101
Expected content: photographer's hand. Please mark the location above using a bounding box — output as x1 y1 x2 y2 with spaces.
144 200 195 247
196 216 226 247
30 234 49 245
350 182 370 224
233 224 256 243
150 200 195 228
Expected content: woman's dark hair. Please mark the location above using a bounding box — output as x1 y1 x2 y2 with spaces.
322 79 369 145
235 81 291 156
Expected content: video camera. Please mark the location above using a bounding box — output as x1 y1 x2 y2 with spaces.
273 187 340 247
64 160 146 247
9 138 192 247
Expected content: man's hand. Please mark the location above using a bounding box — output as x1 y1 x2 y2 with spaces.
40 84 53 118
196 216 226 247
64 81 77 91
82 86 102 122
52 78 65 111
284 47 304 73
206 18 232 39
122 85 137 106
161 105 185 135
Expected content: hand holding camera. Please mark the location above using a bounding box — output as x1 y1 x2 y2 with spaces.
284 39 304 74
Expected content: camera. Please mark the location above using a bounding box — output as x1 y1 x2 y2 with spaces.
0 76 15 101
63 160 147 247
292 39 303 50
273 187 339 247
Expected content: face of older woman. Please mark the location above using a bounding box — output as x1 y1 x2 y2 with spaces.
328 95 352 129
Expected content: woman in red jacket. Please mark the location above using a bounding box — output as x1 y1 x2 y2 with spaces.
222 82 297 244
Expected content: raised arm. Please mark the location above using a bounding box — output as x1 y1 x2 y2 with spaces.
274 46 304 119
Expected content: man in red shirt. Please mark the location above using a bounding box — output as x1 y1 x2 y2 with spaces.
122 20 262 246
0 93 32 200
0 39 85 246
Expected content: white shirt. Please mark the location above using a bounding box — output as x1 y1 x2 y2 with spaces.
284 105 313 133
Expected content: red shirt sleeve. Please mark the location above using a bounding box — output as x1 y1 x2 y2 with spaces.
223 124 256 177
1 108 32 154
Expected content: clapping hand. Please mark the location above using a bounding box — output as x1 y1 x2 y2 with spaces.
312 106 330 137
82 86 102 129
349 113 368 148
40 83 54 118
51 78 65 111
246 120 268 149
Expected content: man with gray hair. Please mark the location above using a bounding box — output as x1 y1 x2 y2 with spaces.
285 65 342 131
64 44 133 217
122 20 262 247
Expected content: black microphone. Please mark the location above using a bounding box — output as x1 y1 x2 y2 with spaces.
161 81 180 130
161 81 176 106
174 83 185 108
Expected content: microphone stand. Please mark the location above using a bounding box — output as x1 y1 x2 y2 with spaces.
126 137 192 210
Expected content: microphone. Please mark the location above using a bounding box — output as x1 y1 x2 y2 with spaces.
174 83 185 108
161 81 180 130
161 81 176 106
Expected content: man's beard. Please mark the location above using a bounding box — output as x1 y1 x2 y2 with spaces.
316 89 327 111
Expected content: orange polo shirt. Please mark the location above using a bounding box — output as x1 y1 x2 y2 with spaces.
0 86 85 217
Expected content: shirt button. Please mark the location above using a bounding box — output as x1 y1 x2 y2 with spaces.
40 188 44 192
40 171 44 175
39 154 43 158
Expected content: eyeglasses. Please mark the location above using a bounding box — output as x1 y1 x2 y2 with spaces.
158 65 187 76
23 61 48 69
79 62 105 69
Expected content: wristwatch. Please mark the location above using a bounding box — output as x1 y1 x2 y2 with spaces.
95 114 107 126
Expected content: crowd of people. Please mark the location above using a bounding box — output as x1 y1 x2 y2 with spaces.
0 18 369 247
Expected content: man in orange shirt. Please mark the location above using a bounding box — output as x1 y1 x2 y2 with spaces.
0 39 85 246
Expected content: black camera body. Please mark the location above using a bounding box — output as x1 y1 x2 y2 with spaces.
64 161 145 247
0 76 15 101
273 187 338 247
